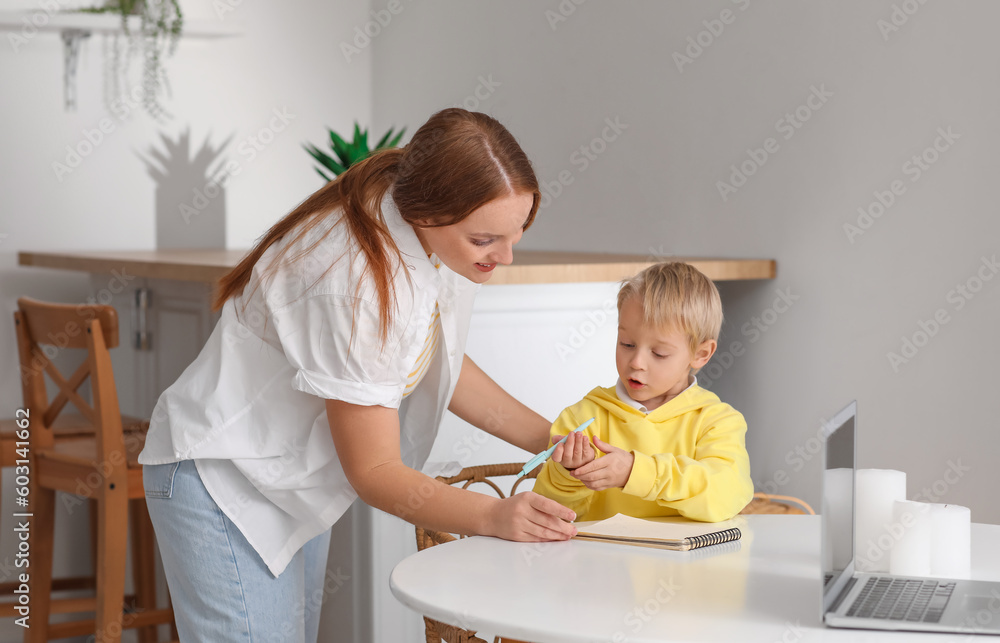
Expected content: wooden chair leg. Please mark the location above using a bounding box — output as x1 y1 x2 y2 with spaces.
95 485 129 643
90 496 99 576
26 485 56 643
130 498 158 643
0 435 10 534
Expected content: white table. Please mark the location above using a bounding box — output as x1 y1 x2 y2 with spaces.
390 515 1000 643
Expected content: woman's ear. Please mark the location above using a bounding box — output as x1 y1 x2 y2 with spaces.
690 339 717 369
410 221 433 254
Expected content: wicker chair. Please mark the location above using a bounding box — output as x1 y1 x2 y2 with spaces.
740 492 815 515
414 463 538 643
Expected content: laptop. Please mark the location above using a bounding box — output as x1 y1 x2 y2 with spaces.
820 400 1000 635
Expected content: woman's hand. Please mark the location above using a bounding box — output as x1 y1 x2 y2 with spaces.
482 492 577 542
551 431 595 471
572 437 635 491
327 398 576 541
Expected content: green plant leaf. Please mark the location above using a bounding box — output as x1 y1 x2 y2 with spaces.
302 142 328 164
374 128 393 150
304 143 345 176
346 123 366 164
308 121 407 180
387 127 406 148
328 130 352 165
329 158 347 175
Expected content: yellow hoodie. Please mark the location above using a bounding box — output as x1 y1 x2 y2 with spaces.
532 384 753 523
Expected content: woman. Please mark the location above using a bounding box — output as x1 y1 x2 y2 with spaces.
138 108 577 642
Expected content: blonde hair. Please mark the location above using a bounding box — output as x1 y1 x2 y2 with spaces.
616 262 723 354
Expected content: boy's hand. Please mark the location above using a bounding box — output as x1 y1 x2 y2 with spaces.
550 431 595 470
572 437 635 490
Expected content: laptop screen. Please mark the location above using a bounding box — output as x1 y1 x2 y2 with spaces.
821 400 857 614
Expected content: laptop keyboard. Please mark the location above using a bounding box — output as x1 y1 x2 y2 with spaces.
847 578 957 623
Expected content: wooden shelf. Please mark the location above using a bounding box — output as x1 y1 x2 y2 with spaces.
483 251 775 285
18 249 776 285
0 10 240 38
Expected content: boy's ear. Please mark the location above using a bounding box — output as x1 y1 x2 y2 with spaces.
690 339 717 369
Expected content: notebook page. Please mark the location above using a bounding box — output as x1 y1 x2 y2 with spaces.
575 513 739 541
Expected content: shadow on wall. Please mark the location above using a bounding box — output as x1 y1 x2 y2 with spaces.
138 128 237 250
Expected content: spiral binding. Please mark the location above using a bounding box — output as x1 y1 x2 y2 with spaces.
687 527 741 549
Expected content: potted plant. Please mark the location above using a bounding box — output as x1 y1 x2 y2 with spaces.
304 123 406 182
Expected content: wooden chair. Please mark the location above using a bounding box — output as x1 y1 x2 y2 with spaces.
0 414 154 620
0 416 96 608
415 463 538 643
740 492 815 515
14 297 175 642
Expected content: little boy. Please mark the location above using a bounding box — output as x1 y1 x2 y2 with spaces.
532 262 753 523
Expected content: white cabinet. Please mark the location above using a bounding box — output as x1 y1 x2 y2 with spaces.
92 276 219 420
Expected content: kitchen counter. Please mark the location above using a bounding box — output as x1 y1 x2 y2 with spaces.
17 249 775 284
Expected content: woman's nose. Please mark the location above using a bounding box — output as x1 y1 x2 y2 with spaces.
490 241 514 266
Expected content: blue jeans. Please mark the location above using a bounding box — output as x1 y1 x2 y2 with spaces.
143 460 333 643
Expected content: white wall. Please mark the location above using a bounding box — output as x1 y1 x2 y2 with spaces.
371 0 1000 525
0 0 371 640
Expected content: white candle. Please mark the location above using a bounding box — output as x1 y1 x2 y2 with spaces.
855 469 907 572
889 500 931 576
929 503 971 579
823 468 854 571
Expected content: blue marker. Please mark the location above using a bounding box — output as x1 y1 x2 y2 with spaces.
515 417 595 479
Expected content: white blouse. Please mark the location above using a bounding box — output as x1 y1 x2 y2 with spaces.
138 190 480 576
403 254 443 397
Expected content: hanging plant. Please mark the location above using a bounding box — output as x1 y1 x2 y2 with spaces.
78 0 183 121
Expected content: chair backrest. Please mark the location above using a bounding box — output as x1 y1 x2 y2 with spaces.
14 297 127 484
740 492 815 515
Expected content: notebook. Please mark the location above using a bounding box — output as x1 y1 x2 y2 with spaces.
820 400 1000 635
573 513 742 551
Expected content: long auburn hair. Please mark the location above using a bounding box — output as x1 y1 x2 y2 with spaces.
213 108 541 345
